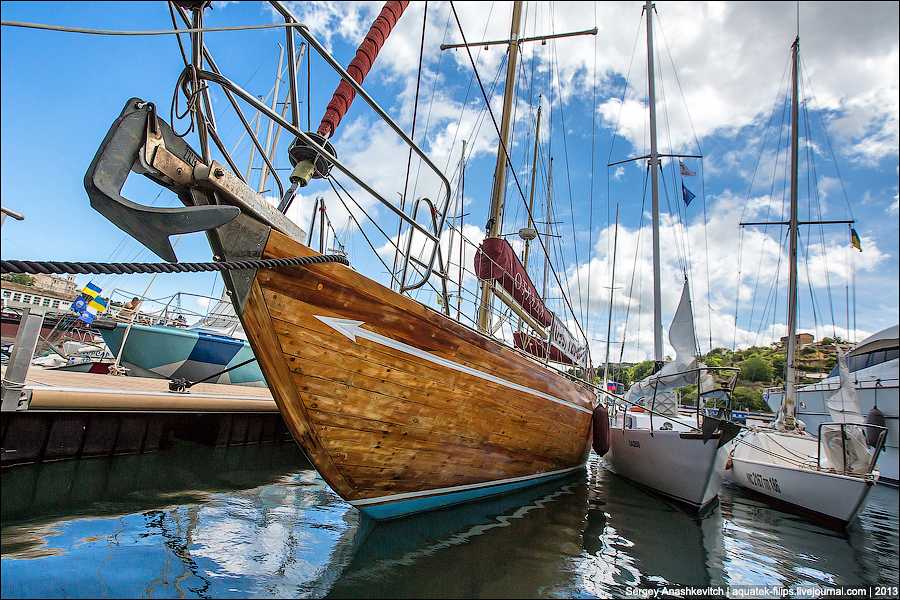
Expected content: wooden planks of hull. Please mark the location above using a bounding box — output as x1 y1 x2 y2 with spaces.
236 229 594 511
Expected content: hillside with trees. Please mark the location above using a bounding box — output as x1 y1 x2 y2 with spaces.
602 339 842 413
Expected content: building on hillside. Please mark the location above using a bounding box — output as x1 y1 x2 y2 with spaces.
780 332 814 347
32 273 78 295
1 280 79 314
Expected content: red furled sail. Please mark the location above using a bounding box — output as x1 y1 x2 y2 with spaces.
317 1 409 139
514 331 573 364
474 237 551 328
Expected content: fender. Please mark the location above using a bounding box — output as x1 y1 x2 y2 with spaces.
592 404 610 457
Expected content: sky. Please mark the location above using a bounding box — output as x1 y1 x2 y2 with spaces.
1 1 898 365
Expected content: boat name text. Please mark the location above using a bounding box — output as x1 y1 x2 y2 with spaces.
747 472 781 493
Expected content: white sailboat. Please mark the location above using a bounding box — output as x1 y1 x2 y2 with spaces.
725 35 886 528
764 324 899 487
602 0 739 513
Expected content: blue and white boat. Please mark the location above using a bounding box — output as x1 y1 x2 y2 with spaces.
97 321 266 387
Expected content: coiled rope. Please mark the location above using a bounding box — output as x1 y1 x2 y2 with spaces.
1 255 349 276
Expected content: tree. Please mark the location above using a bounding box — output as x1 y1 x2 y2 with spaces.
602 364 632 389
733 387 772 413
739 355 773 382
771 354 786 379
630 360 655 383
4 273 35 286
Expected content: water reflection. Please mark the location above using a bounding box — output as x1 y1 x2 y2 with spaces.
325 472 589 598
720 480 894 589
582 456 727 594
1 443 896 598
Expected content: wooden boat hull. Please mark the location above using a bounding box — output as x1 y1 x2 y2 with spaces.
232 229 596 519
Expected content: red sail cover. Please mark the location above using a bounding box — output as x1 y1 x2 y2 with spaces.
514 331 575 365
317 1 409 139
474 237 551 328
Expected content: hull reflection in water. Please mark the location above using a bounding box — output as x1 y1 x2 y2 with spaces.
1 449 896 597
326 471 589 598
589 463 727 591
719 480 895 587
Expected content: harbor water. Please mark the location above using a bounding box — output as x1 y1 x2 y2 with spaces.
1 439 897 598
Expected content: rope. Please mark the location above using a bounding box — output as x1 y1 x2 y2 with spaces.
1 255 349 276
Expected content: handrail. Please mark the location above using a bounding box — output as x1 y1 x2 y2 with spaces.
612 365 740 433
172 1 453 294
816 421 887 476
399 197 451 296
267 3 451 290
644 365 739 430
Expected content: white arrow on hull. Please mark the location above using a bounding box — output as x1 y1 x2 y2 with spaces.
315 315 592 414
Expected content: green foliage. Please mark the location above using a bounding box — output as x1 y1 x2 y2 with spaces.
732 386 773 413
630 360 655 383
739 355 774 382
615 341 837 403
4 273 35 286
771 354 786 379
678 385 697 406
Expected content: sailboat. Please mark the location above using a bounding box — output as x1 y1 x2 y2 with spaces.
763 324 899 487
82 1 598 519
602 0 740 513
725 35 887 528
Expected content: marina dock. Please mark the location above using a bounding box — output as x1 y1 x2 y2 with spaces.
1 366 291 468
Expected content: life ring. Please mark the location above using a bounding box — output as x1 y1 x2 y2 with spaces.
592 404 610 457
629 406 646 412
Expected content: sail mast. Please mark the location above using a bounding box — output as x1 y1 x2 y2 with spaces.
477 0 524 332
604 204 620 386
646 0 663 368
785 36 801 424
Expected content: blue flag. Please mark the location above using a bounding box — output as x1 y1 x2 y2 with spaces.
72 296 87 313
682 183 696 207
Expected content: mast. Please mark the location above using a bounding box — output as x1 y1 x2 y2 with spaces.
477 0 524 333
519 105 542 333
784 36 801 425
604 204 620 386
542 158 554 301
522 105 542 273
646 0 663 369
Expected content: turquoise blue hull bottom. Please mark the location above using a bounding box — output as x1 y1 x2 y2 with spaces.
349 465 587 520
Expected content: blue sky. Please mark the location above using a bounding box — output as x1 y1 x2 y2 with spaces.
2 1 897 363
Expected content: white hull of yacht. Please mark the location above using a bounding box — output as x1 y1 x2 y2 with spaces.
726 430 879 526
605 413 728 511
767 373 898 487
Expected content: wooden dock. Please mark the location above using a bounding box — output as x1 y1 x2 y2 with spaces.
1 367 292 467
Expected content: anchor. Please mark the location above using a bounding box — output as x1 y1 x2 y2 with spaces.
84 98 240 262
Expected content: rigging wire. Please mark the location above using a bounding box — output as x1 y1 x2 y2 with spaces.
0 20 295 36
738 42 857 351
446 1 590 348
